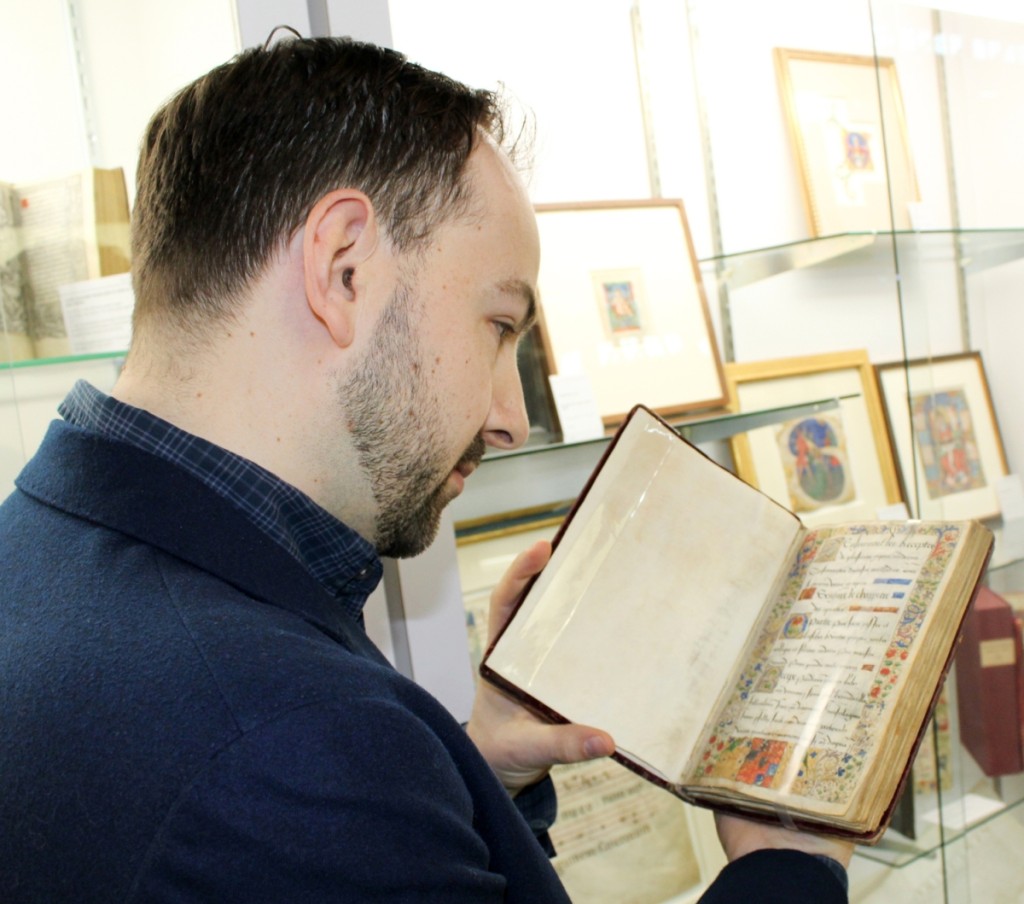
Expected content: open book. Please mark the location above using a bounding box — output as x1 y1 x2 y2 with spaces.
1 167 131 361
481 405 993 842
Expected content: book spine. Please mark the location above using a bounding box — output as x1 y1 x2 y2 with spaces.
1 182 35 361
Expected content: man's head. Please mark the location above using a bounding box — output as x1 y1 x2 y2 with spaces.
131 36 509 338
121 37 538 557
330 136 539 556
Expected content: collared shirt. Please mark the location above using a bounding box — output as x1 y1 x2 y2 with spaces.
59 380 382 621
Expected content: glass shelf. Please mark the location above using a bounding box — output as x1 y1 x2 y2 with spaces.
955 229 1024 275
700 233 877 290
858 772 1024 870
453 395 853 526
0 349 126 371
482 395 850 464
698 228 1024 292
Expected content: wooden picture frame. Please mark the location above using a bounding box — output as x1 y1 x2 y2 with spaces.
533 199 727 426
453 500 573 547
516 324 562 445
725 349 902 525
774 48 920 236
875 352 1008 521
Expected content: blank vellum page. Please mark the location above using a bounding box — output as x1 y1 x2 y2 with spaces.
485 408 802 782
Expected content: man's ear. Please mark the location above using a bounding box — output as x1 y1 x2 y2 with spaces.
303 188 379 348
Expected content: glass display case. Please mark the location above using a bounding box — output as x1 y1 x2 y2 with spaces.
5 1 1024 901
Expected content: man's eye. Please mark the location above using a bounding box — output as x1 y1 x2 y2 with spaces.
495 320 516 341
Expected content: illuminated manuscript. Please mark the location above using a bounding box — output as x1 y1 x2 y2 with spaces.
482 405 992 842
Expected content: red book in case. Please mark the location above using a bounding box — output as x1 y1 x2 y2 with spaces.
955 586 1024 777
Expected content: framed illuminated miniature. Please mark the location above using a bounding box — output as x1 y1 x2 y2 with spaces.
774 48 919 236
875 352 1008 521
533 199 727 426
725 349 903 526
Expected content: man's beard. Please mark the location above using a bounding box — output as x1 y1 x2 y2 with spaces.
337 285 485 558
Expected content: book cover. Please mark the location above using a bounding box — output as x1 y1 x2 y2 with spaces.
0 182 33 361
955 586 1024 777
481 404 993 842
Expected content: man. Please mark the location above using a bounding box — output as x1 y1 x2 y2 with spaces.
0 36 851 901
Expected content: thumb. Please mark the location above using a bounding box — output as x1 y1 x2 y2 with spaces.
516 721 616 771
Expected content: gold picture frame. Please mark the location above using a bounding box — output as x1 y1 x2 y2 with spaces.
875 352 1008 521
725 349 902 525
774 48 920 236
533 199 727 426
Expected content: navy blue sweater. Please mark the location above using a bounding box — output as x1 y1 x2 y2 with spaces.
0 420 847 902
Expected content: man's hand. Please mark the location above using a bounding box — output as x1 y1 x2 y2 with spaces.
466 540 615 794
714 812 855 869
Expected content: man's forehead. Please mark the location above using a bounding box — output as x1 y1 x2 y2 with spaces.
466 138 532 206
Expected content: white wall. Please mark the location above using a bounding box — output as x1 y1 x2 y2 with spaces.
75 0 240 202
0 1 239 196
0 0 89 182
0 1 239 495
388 0 654 206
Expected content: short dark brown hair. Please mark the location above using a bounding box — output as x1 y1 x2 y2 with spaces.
131 36 508 335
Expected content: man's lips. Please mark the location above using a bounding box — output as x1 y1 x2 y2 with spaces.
449 458 480 496
455 460 478 480
449 435 486 495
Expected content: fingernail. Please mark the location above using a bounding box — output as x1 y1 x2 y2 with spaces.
583 737 610 758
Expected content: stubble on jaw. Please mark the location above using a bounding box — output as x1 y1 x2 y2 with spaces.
337 284 485 558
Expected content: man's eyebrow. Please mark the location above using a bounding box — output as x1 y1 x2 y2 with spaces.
498 278 538 332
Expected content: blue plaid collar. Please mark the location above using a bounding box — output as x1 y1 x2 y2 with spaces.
59 381 382 619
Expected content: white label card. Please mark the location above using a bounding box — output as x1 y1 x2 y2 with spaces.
548 373 605 444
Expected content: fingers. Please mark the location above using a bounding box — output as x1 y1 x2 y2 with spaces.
513 721 616 772
713 813 855 868
488 540 552 639
483 719 617 794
